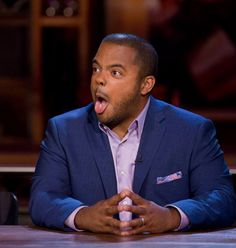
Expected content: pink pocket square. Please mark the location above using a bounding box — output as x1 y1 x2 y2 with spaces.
156 171 183 185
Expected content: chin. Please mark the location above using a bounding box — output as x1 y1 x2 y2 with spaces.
97 115 113 127
96 114 108 124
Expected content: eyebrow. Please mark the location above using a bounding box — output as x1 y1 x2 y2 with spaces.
92 59 126 71
92 59 100 65
108 64 126 71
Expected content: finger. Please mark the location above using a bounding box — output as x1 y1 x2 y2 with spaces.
121 227 144 236
120 189 133 198
120 223 145 236
107 217 122 229
99 220 122 235
122 191 146 205
111 229 123 236
106 205 120 216
105 218 128 236
119 204 146 215
120 217 145 230
106 192 125 206
120 217 146 236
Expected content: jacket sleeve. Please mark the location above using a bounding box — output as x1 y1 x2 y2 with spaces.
173 119 236 229
29 118 84 231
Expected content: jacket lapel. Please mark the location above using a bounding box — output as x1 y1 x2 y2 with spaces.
86 110 117 199
133 97 166 194
85 98 167 198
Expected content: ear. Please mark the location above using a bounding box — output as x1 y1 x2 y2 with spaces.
140 76 156 96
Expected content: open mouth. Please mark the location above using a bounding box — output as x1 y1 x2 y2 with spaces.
94 95 108 114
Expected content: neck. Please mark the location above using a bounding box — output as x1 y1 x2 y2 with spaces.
110 97 148 140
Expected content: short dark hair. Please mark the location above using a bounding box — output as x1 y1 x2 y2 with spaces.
102 33 158 80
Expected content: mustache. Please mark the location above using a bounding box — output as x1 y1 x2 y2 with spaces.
94 89 109 101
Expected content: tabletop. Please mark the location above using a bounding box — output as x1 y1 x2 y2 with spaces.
0 225 236 248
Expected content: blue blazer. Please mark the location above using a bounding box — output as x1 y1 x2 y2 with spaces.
29 97 236 230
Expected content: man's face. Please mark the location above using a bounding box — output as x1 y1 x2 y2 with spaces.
90 42 145 130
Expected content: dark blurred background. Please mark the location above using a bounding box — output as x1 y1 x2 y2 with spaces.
0 0 236 223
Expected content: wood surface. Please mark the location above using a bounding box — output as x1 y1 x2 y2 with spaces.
0 225 236 248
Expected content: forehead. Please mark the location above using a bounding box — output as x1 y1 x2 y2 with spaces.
93 42 138 66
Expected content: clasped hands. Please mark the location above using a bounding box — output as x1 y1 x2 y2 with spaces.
74 190 180 236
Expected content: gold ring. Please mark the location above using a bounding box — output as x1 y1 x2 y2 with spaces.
140 217 145 226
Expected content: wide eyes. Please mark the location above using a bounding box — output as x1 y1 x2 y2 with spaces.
92 65 123 78
111 70 122 77
92 65 100 74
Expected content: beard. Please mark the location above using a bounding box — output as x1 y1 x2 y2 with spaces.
97 88 143 130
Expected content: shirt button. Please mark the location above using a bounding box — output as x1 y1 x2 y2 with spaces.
120 171 125 175
123 200 128 205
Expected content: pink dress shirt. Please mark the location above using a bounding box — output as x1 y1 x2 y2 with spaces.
65 98 189 230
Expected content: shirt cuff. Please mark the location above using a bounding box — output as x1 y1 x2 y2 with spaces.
166 205 190 231
64 206 87 231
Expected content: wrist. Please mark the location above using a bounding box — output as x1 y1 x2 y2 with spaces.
74 206 88 230
166 207 181 230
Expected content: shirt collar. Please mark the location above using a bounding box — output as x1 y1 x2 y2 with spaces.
99 97 150 140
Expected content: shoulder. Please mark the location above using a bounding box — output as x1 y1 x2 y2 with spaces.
150 97 211 127
42 103 98 142
51 103 93 122
47 103 96 132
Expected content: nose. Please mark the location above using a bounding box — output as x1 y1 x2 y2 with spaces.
95 70 106 86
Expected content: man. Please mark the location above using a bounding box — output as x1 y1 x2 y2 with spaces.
29 33 236 235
